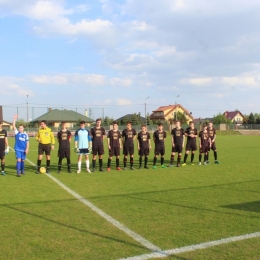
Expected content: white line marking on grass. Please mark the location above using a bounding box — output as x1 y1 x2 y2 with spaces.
118 231 260 260
25 157 162 253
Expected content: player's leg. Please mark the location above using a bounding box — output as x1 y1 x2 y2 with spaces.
130 146 134 170
183 150 189 165
37 144 44 173
123 146 128 170
198 147 202 165
212 143 219 164
98 146 104 171
169 146 175 166
58 157 62 173
138 149 143 169
204 152 208 165
144 148 149 169
85 153 91 173
16 151 22 176
65 149 71 173
115 148 121 170
1 151 5 175
161 147 167 168
177 145 182 167
153 146 159 169
77 152 83 173
45 144 52 173
92 146 97 171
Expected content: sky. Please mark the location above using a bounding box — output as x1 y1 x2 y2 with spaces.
1 0 260 121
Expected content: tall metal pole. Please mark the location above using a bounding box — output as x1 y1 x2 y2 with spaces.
145 97 149 126
27 95 28 131
175 95 179 121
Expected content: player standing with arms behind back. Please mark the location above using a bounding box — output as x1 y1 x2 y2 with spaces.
170 120 185 167
208 122 220 164
153 123 167 169
122 121 136 170
35 120 55 174
74 121 92 173
199 123 212 165
57 122 71 173
91 118 106 172
107 121 122 171
137 125 151 169
0 121 9 175
13 115 29 177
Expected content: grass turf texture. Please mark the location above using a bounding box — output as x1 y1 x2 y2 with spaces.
1 135 260 259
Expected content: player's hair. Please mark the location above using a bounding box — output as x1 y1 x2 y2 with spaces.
112 121 118 125
175 120 180 123
0 121 2 125
19 124 25 128
141 124 146 127
61 121 66 124
203 123 208 127
126 121 132 125
96 118 101 122
80 120 85 124
157 122 163 126
208 121 213 124
189 121 194 124
41 120 47 124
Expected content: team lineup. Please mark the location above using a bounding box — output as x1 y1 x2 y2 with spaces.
0 117 220 177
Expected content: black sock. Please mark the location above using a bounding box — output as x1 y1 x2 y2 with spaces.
58 158 62 171
108 158 111 168
153 157 157 166
184 154 188 163
204 154 207 162
47 160 50 171
178 155 181 164
139 157 142 166
170 155 174 164
124 158 127 167
67 158 71 170
214 151 217 160
92 159 96 169
199 154 202 162
116 158 119 167
144 157 148 166
1 162 5 171
191 153 194 163
161 157 164 165
130 157 134 167
99 158 103 168
207 153 210 161
37 159 41 171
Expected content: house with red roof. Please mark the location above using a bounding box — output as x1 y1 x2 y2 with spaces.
223 110 245 124
150 104 194 123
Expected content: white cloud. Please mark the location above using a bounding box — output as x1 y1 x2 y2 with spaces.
116 98 132 105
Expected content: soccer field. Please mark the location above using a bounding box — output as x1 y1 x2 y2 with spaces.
1 134 260 259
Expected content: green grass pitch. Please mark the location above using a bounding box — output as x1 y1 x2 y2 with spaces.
1 134 260 259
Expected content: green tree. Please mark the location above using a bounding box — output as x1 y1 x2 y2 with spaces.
120 117 129 126
169 112 187 124
103 116 114 126
16 118 28 127
248 113 255 124
131 113 139 125
146 113 151 125
213 113 232 124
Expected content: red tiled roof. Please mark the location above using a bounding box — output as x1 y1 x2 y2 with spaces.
223 111 245 120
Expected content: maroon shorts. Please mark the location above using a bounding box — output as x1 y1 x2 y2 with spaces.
109 147 120 157
92 145 104 156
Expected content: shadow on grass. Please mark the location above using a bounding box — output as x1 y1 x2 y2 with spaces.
1 201 149 252
221 201 260 213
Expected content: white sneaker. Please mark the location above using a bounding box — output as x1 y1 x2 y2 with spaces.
86 168 91 173
77 169 81 174
198 162 201 165
204 162 207 165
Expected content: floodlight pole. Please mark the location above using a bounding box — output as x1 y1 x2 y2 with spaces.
175 95 179 121
26 95 29 131
145 97 149 126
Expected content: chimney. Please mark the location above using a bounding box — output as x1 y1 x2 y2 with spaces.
48 108 52 112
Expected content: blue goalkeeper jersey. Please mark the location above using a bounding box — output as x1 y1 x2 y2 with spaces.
14 130 29 151
74 128 92 149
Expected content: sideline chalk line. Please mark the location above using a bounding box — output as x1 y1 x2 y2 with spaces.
25 157 162 253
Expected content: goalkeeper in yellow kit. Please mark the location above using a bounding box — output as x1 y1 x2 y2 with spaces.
35 120 55 174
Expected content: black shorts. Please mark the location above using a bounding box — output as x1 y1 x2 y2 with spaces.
200 145 209 154
208 142 217 151
154 145 165 156
172 143 183 153
139 148 149 157
186 142 197 151
58 148 70 158
38 143 51 156
109 147 120 157
0 151 5 160
123 145 134 156
92 145 104 156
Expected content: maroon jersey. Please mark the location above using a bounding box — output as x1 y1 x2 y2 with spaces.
153 130 166 146
122 128 136 146
171 128 185 144
208 128 216 140
199 130 210 145
185 127 198 143
91 127 106 146
57 130 71 149
137 131 150 149
108 130 121 148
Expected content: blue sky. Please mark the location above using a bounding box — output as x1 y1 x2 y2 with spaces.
1 0 260 121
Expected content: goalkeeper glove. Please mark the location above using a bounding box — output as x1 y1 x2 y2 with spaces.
5 146 9 154
74 147 80 153
88 147 92 152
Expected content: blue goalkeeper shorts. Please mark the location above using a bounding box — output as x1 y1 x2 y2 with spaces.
15 150 26 160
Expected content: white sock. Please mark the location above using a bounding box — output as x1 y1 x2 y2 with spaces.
86 160 89 169
78 161 81 170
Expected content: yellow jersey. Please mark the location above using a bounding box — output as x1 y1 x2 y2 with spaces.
36 127 55 145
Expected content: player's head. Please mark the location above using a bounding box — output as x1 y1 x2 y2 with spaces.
18 124 25 133
208 122 213 128
80 121 85 129
203 123 208 129
112 121 118 130
189 121 194 128
141 124 147 131
175 120 181 128
157 122 163 130
126 121 132 129
61 122 66 129
40 120 47 128
96 118 101 127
